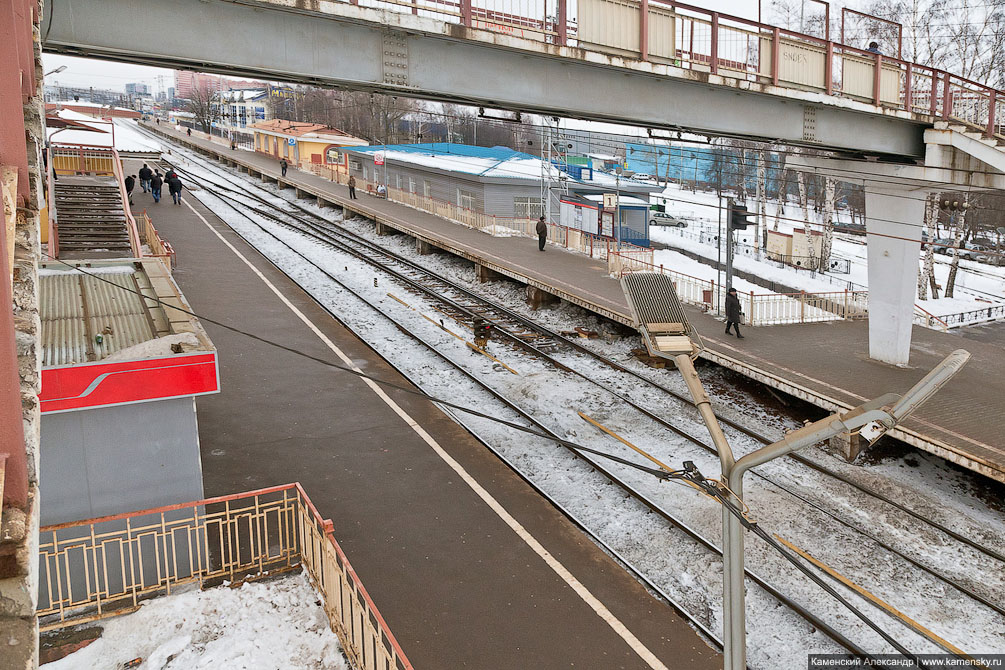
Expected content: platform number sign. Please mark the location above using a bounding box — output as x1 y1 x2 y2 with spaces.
374 151 385 166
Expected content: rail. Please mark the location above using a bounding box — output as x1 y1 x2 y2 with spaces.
296 0 1004 138
38 483 413 670
913 303 950 331
138 211 177 269
109 147 143 258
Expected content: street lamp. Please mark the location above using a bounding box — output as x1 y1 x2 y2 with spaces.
44 65 67 77
620 271 971 670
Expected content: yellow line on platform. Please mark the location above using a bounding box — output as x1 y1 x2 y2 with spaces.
774 535 984 664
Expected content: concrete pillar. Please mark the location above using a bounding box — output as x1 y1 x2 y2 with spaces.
526 286 558 310
864 186 926 366
375 221 394 236
475 263 502 283
294 187 303 199
829 431 865 462
415 238 433 255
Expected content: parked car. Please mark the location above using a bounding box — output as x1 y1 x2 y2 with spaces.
632 173 654 182
649 211 688 227
932 238 956 254
961 243 991 261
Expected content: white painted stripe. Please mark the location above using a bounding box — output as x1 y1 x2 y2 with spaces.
182 197 670 669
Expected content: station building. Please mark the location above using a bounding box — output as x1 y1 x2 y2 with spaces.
342 143 660 243
250 119 367 170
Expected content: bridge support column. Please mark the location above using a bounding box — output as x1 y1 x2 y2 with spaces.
864 185 926 366
415 238 433 255
475 263 502 283
375 221 395 236
526 286 558 310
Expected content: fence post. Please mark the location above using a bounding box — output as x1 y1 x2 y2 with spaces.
873 54 883 106
825 42 833 95
710 13 719 75
904 62 913 111
942 72 952 119
800 290 806 323
749 291 755 326
640 0 650 61
987 90 997 138
557 0 568 45
844 288 848 317
461 0 472 27
772 28 780 87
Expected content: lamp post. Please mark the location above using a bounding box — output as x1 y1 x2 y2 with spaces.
619 272 971 670
44 65 67 77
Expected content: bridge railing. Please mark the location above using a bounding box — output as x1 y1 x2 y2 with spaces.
317 0 1004 137
38 483 414 670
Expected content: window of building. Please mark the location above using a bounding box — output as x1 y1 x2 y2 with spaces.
363 166 368 180
350 159 362 171
395 173 401 189
457 188 475 210
423 180 431 198
514 196 543 219
409 178 416 194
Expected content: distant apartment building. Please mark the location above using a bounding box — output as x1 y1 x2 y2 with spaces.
174 70 268 99
125 82 150 96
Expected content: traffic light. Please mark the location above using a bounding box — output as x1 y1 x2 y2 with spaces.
729 203 753 230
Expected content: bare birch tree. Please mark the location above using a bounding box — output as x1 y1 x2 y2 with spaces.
918 194 940 299
944 195 969 297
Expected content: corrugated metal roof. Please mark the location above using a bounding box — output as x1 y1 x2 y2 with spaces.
40 268 157 366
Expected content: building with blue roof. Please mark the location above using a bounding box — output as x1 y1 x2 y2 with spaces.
342 143 659 245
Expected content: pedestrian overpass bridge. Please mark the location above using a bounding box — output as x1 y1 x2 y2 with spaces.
42 0 1005 364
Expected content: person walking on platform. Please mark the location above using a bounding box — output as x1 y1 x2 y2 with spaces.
348 175 357 200
725 287 744 339
124 174 136 206
187 127 192 136
167 174 184 205
150 170 163 204
138 164 152 193
230 138 237 151
280 158 288 177
536 216 548 251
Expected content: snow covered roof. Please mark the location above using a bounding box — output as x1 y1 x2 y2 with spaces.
46 116 160 153
250 120 365 144
347 143 564 181
47 101 141 118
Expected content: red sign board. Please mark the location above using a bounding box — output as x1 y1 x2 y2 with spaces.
39 353 220 414
374 151 385 166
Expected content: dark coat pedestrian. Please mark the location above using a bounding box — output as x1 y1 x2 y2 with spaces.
725 288 744 338
280 158 288 177
150 172 163 203
167 176 183 205
138 165 152 193
124 175 136 205
536 216 548 251
348 175 357 200
187 127 192 136
866 41 881 54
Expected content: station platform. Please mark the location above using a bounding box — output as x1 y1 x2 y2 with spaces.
121 157 720 669
144 124 1005 484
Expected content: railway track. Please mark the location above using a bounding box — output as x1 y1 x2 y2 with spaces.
142 130 1004 659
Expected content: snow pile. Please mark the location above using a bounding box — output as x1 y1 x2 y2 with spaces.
102 333 201 362
45 571 348 670
38 265 136 277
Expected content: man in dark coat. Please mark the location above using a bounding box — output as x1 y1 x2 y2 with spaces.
138 164 153 193
150 170 163 204
725 287 744 338
167 174 183 205
124 174 136 205
347 175 357 200
536 216 548 251
280 158 288 177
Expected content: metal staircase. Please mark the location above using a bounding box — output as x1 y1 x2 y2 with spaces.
48 144 141 260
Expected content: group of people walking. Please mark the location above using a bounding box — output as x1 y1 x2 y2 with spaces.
130 163 184 205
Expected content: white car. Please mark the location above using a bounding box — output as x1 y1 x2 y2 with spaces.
633 173 654 181
649 211 688 227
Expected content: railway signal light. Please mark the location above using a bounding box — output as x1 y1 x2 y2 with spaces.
729 203 753 230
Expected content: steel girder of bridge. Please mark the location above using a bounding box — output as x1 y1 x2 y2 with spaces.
42 0 929 158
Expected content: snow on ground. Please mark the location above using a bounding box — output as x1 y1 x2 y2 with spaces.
158 142 1005 666
651 183 1005 324
45 571 347 670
